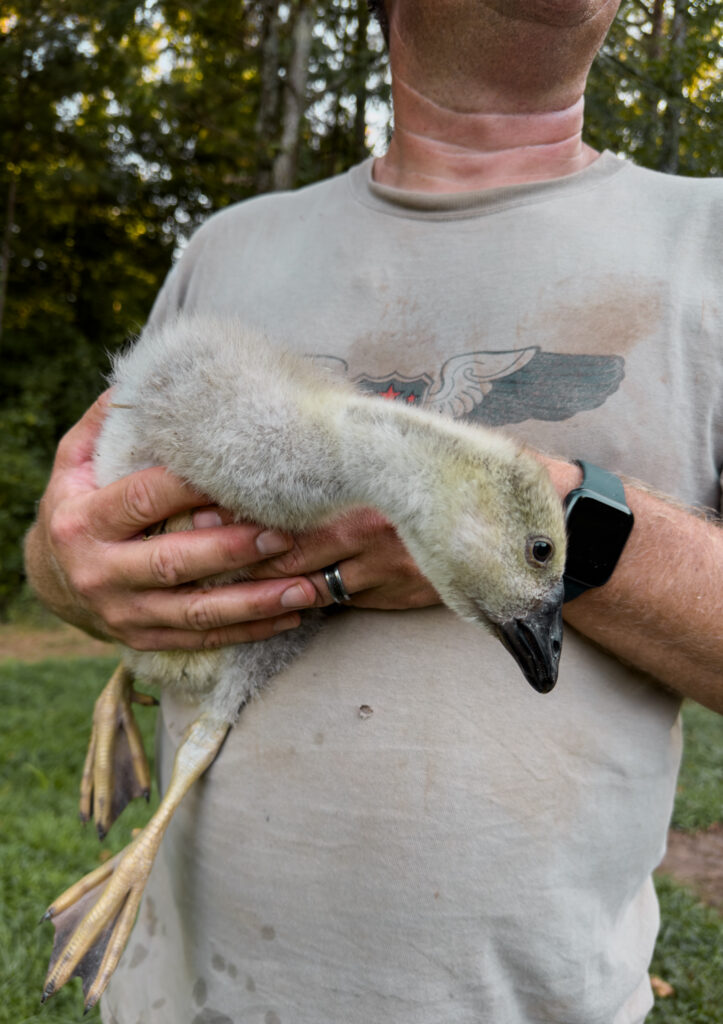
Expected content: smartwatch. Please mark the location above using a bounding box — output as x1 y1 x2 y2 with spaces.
563 460 634 602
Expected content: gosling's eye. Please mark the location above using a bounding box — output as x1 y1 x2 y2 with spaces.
526 536 554 566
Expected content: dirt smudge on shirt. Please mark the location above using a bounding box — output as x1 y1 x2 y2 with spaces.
192 976 208 1005
518 275 666 356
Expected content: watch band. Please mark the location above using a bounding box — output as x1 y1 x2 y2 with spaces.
573 459 627 506
563 460 633 603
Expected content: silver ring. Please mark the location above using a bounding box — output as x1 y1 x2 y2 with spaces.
323 562 352 604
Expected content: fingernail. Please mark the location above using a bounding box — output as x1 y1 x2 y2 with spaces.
256 529 291 556
193 509 223 529
280 583 313 609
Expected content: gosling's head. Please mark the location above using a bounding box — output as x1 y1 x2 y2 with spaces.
400 428 567 694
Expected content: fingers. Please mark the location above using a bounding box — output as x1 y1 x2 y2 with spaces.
260 508 392 580
98 519 291 590
307 560 440 611
125 577 317 633
99 576 319 651
118 614 304 652
258 508 440 611
82 467 210 543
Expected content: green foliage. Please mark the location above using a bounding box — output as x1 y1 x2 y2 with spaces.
586 0 722 175
0 656 158 1022
0 404 53 610
0 1 387 616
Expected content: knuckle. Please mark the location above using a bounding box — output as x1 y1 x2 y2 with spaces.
148 543 186 588
199 629 229 650
271 546 304 575
102 604 133 636
48 508 81 550
73 566 104 600
122 474 159 531
377 519 401 546
395 549 418 577
182 591 220 632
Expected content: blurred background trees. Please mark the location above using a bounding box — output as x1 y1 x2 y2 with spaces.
585 0 721 174
0 0 720 616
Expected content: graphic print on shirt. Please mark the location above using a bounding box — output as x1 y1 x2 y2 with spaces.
314 347 625 424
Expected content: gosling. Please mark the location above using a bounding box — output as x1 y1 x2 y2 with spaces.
42 314 566 1011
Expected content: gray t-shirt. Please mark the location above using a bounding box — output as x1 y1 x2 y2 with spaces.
101 152 722 1024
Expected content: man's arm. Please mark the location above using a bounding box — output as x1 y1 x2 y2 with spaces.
541 458 723 713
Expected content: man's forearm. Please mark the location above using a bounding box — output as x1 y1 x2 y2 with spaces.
543 458 723 713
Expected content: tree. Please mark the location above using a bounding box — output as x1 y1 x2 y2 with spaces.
0 1 172 610
585 0 722 176
0 0 389 615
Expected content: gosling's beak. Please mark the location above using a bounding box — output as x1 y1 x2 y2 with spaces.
494 582 564 694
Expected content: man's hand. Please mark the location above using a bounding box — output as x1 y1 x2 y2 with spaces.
257 507 441 611
24 392 321 651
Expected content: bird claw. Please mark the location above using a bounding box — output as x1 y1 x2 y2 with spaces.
79 662 154 837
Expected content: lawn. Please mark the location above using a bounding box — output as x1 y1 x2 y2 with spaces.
0 657 157 1024
1 656 721 1023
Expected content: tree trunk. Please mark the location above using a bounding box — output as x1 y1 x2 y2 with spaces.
272 0 313 192
642 0 665 156
659 0 687 175
352 0 370 160
647 0 665 61
0 175 17 345
255 0 282 193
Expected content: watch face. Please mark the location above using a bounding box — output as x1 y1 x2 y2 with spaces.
565 493 635 587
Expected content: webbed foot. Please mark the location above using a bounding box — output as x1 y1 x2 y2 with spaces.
43 711 230 1010
79 662 157 838
42 841 148 1011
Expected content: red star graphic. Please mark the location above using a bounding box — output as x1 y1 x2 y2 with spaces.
406 393 417 403
380 383 401 400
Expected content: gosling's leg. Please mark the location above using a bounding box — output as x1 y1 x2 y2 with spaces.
79 661 157 838
43 711 230 1011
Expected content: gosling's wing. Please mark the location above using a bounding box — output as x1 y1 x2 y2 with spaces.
427 348 538 418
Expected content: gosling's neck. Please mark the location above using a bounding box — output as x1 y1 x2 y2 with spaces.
332 394 500 532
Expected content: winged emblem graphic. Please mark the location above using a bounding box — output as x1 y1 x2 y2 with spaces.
425 348 538 417
310 347 625 425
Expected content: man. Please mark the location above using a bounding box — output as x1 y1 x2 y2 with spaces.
25 1 722 1021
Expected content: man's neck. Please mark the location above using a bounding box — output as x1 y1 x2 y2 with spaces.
372 0 621 194
374 77 599 194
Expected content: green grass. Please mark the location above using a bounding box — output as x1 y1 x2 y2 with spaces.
650 876 723 1023
0 658 158 1023
671 700 723 832
0 657 721 1022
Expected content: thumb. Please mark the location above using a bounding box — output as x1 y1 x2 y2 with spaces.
55 388 115 472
